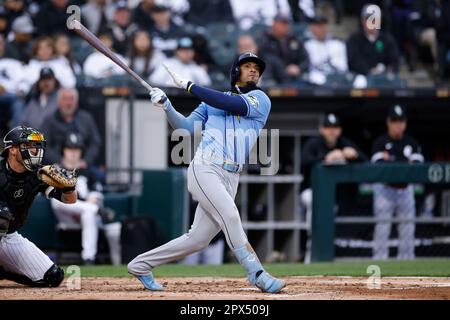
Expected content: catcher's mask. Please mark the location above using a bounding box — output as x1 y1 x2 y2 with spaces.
230 52 266 87
1 126 46 171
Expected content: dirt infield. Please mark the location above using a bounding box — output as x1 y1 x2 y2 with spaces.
1 277 450 300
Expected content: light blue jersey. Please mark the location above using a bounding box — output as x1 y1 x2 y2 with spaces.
190 89 271 164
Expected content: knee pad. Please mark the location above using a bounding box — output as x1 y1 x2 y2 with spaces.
43 264 65 287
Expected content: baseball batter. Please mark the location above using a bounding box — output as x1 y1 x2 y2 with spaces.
0 126 77 287
128 52 285 293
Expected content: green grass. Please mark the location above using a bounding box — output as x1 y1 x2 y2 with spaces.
65 259 450 278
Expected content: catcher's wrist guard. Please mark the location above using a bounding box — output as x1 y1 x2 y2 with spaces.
62 186 76 194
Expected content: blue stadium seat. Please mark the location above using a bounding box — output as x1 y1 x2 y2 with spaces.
248 23 268 40
291 23 309 41
367 74 406 88
205 22 241 67
325 72 354 88
70 37 94 65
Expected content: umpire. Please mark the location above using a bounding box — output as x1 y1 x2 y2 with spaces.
371 105 424 260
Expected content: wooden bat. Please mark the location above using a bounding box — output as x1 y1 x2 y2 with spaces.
71 19 166 102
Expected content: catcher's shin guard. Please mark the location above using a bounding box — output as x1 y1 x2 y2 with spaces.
233 245 285 293
0 264 64 287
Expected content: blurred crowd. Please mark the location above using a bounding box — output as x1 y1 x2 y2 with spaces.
0 0 450 131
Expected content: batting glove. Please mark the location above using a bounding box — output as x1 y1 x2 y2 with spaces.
150 88 172 111
163 63 191 91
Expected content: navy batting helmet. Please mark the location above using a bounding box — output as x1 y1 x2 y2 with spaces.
230 52 266 86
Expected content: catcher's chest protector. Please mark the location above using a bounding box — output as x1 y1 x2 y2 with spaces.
0 160 44 233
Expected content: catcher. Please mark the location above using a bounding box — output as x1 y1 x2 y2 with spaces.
0 126 77 287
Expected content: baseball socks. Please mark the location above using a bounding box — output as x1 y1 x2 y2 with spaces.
233 244 285 293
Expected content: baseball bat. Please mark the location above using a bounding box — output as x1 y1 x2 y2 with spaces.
72 20 165 100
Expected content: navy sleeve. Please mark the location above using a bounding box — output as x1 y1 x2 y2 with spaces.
189 83 248 116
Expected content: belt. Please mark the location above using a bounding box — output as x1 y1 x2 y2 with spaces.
195 155 243 173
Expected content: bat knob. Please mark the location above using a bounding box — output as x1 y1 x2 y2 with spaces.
159 96 168 104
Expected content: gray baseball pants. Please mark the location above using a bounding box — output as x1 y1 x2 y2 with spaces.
128 158 248 275
373 184 416 260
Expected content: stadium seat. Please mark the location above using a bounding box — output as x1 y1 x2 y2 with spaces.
70 37 94 65
205 22 241 67
291 23 309 41
209 69 228 88
325 72 354 88
249 23 268 40
367 74 406 88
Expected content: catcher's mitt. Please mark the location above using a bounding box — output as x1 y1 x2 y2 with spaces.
37 164 77 189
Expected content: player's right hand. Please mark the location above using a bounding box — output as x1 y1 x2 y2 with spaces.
150 88 172 111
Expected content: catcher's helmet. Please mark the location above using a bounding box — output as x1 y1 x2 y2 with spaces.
230 52 266 86
1 126 46 171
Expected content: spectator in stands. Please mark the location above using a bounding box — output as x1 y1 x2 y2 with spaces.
0 34 26 127
0 9 8 38
128 30 166 80
191 33 216 71
35 0 72 36
3 0 27 33
51 133 121 265
21 67 60 131
387 0 438 73
4 15 34 64
42 88 102 168
259 13 310 84
54 33 82 76
346 4 400 78
150 36 211 87
132 0 155 30
236 34 286 86
157 0 190 26
406 0 440 73
149 4 186 56
289 0 315 23
300 113 367 262
25 36 76 88
81 0 115 36
229 0 292 30
83 31 127 78
24 36 76 89
437 0 450 81
371 105 424 260
185 0 234 27
304 16 348 85
108 1 139 56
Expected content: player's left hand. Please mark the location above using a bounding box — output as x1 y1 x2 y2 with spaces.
37 164 77 191
150 88 172 110
163 63 190 90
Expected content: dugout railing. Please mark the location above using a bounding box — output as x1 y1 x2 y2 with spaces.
310 162 450 262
